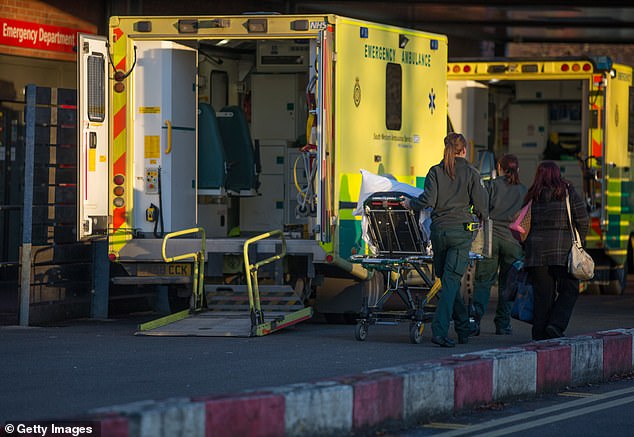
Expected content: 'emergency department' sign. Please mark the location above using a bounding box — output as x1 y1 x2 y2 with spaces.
1 17 91 53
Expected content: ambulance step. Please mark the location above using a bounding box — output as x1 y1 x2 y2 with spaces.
205 284 304 311
137 311 253 337
111 276 192 285
135 308 312 337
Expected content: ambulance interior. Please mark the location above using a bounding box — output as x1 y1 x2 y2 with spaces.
196 39 316 240
449 79 588 202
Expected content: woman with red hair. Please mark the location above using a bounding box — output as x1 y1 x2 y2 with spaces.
523 161 589 340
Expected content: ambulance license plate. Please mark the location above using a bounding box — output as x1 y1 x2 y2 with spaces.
137 263 192 276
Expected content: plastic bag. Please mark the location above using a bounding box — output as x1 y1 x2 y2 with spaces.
509 200 532 243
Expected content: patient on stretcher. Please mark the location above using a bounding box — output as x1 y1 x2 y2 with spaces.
352 169 489 259
352 170 431 257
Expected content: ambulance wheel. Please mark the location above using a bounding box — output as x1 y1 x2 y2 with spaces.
168 285 190 312
599 266 627 295
409 321 424 344
355 321 368 341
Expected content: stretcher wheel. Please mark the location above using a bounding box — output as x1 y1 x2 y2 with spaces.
355 321 368 341
409 321 424 344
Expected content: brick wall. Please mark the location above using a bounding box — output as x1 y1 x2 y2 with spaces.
0 0 99 62
508 43 634 68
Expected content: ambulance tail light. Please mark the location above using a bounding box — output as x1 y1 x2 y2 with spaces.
113 174 125 207
450 64 473 73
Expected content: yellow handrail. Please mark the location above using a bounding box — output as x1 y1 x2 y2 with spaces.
164 119 172 154
162 227 206 311
243 230 286 324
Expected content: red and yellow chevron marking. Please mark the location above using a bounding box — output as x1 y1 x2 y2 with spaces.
110 27 130 255
591 137 603 158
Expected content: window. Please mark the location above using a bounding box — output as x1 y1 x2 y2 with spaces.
87 54 105 122
386 63 402 131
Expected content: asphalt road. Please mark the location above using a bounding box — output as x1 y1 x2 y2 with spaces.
1 277 634 423
394 375 634 436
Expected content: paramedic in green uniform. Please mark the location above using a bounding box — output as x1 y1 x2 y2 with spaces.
472 154 527 336
403 133 488 347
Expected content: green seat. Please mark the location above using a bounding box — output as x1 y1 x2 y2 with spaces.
198 104 227 194
216 106 260 196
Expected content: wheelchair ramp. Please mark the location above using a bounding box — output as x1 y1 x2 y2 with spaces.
136 285 312 337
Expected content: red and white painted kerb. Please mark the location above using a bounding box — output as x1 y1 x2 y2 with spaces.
90 328 634 436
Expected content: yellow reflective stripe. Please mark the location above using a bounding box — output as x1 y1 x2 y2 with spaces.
340 210 363 220
587 235 629 241
339 173 362 203
605 249 627 256
606 206 623 212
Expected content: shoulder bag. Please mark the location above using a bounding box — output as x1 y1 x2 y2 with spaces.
565 191 594 280
509 200 532 243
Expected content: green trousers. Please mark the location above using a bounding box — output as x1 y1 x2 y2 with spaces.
473 236 523 330
430 226 472 338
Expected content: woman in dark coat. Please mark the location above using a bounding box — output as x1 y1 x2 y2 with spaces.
523 161 589 340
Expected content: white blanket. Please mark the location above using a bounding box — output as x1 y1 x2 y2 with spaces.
353 169 431 254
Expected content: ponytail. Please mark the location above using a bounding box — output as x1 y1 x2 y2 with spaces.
499 154 520 185
443 133 467 180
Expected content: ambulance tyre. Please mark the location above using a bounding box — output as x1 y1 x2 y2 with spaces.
600 267 627 296
593 250 627 296
600 266 626 296
168 285 190 312
625 235 634 276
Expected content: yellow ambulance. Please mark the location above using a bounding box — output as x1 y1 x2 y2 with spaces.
448 57 633 294
77 14 448 331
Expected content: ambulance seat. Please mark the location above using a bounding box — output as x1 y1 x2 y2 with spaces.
216 106 260 196
198 103 227 195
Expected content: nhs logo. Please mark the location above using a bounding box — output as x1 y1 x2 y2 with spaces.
310 21 327 31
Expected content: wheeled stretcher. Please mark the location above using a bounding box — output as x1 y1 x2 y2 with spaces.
350 192 488 344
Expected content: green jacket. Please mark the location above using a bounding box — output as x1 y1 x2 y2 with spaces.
413 157 488 229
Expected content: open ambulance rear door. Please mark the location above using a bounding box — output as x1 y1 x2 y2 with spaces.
77 34 109 240
317 24 335 246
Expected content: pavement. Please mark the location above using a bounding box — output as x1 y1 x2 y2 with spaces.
1 277 634 437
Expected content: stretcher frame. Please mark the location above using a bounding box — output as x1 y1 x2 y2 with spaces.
350 193 439 343
350 192 486 344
